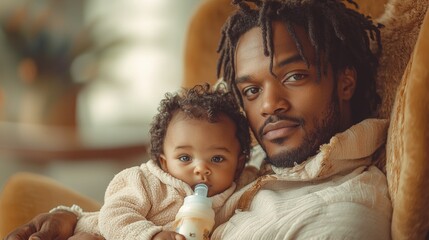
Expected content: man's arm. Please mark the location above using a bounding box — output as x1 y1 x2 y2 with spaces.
4 210 77 240
4 210 106 240
4 204 105 240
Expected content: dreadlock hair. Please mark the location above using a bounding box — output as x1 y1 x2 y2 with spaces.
217 0 383 124
149 83 251 177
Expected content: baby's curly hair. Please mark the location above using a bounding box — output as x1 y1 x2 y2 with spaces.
149 84 251 171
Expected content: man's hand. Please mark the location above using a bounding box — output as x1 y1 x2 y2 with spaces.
4 210 77 240
152 231 186 240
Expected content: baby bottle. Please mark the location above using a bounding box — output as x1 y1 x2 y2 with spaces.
174 183 215 240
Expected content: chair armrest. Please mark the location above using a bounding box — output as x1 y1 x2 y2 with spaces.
0 172 101 238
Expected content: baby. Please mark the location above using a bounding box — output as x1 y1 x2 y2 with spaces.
97 84 251 240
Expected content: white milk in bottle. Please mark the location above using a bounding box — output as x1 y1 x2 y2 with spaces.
174 183 215 240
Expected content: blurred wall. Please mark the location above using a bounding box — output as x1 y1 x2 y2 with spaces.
78 0 201 130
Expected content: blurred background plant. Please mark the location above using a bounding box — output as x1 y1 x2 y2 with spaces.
0 0 90 125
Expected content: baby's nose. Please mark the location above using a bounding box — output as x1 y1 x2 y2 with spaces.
194 163 211 176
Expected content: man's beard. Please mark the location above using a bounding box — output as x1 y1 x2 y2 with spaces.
260 97 341 168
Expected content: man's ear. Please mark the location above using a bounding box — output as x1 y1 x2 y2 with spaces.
337 67 357 100
159 154 168 171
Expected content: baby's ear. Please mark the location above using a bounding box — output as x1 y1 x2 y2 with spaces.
234 154 247 179
159 154 168 171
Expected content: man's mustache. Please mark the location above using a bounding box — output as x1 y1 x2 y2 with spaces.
258 115 304 140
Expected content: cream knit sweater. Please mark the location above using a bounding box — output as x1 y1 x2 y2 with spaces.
211 118 392 240
75 160 236 239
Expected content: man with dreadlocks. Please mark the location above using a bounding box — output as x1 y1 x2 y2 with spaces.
4 0 391 239
210 0 391 239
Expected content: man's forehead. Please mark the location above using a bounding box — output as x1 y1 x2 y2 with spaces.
235 22 316 66
236 26 265 49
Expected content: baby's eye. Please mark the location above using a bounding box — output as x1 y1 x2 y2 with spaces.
178 155 191 162
211 156 225 163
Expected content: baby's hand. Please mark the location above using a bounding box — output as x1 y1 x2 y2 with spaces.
152 231 186 240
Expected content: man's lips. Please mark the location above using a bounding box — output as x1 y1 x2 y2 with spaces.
262 121 300 141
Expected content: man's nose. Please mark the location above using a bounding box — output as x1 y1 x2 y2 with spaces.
261 84 290 117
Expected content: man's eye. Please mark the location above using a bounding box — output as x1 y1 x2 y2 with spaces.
211 156 225 163
242 87 260 98
178 155 191 162
285 73 307 82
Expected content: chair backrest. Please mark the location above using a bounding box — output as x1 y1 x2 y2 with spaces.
182 0 233 88
382 4 429 239
182 0 429 239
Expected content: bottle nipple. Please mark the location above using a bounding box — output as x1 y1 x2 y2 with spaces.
194 183 208 197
